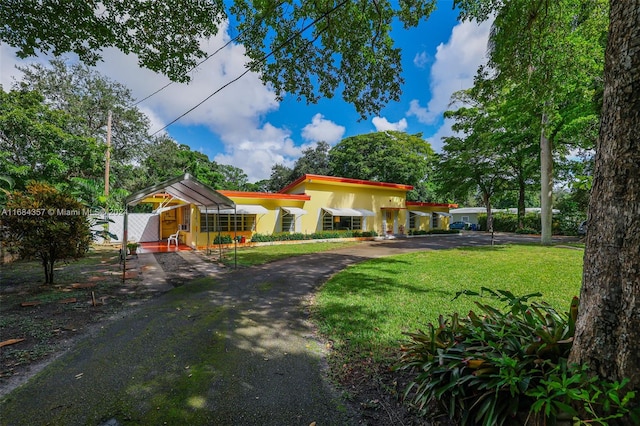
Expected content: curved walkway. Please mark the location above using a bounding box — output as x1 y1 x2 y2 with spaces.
0 233 572 425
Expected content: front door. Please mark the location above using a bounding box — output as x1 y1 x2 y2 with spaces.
385 210 394 234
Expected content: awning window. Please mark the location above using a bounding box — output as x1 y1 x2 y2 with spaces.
281 207 307 215
434 211 452 217
322 207 375 217
408 210 430 217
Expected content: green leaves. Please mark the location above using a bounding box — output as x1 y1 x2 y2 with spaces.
1 0 226 82
397 290 592 425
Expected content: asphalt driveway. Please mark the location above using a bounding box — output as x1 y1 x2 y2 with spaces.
0 233 572 425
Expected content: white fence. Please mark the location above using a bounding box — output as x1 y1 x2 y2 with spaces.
92 213 159 243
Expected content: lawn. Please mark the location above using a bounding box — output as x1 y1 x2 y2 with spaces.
313 244 584 363
220 241 361 266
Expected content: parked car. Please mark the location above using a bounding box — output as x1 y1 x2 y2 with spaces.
578 220 587 236
449 221 470 230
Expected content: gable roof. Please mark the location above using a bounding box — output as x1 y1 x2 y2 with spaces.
125 174 235 209
279 174 414 194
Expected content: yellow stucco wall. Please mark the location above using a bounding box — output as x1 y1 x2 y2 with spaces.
292 180 409 235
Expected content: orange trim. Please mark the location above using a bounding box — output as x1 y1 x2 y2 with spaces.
218 190 311 201
279 174 414 193
406 201 459 208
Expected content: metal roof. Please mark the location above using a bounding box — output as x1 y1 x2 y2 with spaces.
125 174 235 209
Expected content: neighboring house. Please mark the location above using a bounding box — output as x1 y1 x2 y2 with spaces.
123 173 457 249
450 207 560 227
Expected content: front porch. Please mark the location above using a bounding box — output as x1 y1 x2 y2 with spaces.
138 241 193 253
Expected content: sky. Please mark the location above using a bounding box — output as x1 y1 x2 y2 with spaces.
0 3 492 183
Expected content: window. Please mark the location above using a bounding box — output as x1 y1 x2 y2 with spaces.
432 212 439 229
409 212 418 229
462 216 470 223
200 214 255 232
281 212 295 232
179 205 191 231
321 210 363 231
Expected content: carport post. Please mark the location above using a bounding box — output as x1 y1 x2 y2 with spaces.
234 205 237 269
218 204 222 260
122 206 128 283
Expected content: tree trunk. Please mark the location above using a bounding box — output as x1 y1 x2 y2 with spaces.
483 192 493 232
569 0 640 397
517 175 526 229
540 110 553 245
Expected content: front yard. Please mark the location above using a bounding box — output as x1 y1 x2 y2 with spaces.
0 246 152 395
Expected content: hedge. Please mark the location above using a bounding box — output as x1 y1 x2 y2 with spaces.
249 230 378 242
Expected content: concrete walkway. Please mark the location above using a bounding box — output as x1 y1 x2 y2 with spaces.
0 233 575 425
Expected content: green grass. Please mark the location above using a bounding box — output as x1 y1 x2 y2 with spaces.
314 244 583 362
221 241 361 266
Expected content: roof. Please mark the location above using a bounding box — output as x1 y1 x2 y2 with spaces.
125 174 235 209
406 201 458 208
218 190 310 201
449 207 488 214
279 174 414 194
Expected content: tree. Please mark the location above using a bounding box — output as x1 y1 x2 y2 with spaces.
329 131 434 187
266 164 295 193
473 0 607 244
141 136 224 190
1 0 226 82
16 59 152 190
0 87 102 187
2 182 92 284
291 141 332 180
568 0 640 395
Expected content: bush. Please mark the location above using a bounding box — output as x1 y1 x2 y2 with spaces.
213 234 233 244
396 289 639 425
249 230 377 242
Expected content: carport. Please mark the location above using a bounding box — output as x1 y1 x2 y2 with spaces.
122 174 237 281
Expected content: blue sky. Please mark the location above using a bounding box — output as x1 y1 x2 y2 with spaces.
0 2 492 183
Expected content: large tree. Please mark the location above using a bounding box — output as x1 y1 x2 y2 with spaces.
568 0 640 394
329 131 434 186
16 59 151 187
479 0 607 245
0 87 102 187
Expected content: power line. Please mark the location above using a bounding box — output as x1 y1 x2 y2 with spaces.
149 0 349 136
131 0 290 107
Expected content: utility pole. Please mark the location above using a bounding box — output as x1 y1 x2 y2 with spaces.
104 111 112 244
105 110 112 198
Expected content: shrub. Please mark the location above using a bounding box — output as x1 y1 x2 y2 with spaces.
213 234 232 244
396 289 639 425
427 229 460 234
250 230 377 242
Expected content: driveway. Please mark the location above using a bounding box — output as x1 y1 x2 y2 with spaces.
0 233 573 425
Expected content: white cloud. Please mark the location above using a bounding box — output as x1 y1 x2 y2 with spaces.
214 123 299 182
413 51 430 68
407 19 492 125
301 113 345 144
425 118 457 152
372 116 408 132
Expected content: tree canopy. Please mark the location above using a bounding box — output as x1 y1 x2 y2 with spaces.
329 131 435 187
1 0 226 82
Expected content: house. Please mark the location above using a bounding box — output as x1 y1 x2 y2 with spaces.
115 174 457 249
449 207 488 227
450 207 560 227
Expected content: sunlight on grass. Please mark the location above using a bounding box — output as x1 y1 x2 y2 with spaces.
314 245 583 362
222 241 361 266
